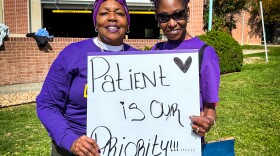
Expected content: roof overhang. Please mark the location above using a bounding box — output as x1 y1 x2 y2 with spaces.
41 0 154 10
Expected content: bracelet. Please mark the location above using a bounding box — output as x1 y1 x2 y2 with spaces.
206 116 220 139
206 116 216 126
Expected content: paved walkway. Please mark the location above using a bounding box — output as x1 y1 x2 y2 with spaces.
0 82 42 107
0 82 42 94
243 49 269 55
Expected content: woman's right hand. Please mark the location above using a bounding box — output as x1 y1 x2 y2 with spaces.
70 135 100 156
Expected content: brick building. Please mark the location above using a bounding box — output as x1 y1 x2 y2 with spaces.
0 0 261 85
1 0 261 43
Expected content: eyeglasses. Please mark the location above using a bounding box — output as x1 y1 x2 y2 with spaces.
157 10 187 23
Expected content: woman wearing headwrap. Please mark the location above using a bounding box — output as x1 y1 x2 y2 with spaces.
150 0 220 138
36 0 137 155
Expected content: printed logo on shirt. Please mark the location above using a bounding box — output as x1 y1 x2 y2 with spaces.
84 84 88 98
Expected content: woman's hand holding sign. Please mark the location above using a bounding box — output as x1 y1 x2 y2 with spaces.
71 135 100 156
190 103 216 137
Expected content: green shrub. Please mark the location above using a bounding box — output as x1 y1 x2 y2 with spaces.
139 46 152 51
144 46 152 50
199 31 243 74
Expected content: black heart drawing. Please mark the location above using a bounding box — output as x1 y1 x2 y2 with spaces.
174 56 192 73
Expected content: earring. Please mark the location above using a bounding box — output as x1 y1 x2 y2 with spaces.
158 23 160 27
187 6 190 23
95 27 98 32
126 26 130 33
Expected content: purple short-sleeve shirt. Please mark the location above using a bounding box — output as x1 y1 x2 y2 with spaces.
152 37 220 110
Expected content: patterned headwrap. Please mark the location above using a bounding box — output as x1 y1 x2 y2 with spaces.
150 0 190 8
93 0 130 27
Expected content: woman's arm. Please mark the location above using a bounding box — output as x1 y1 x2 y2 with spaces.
36 47 79 152
190 45 220 137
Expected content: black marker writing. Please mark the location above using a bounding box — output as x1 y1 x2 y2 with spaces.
150 100 184 127
120 101 145 121
91 126 182 156
90 57 170 93
120 100 184 127
120 101 127 119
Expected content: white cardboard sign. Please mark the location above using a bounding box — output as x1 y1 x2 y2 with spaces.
87 50 201 156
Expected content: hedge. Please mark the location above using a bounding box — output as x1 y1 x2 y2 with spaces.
199 31 243 74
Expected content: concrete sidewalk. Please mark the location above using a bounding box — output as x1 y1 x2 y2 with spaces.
243 49 269 55
0 82 43 94
0 82 43 107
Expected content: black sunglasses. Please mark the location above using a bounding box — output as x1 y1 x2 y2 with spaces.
157 10 187 23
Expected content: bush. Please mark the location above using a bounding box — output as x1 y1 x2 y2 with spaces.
138 46 152 51
144 46 152 50
199 31 243 74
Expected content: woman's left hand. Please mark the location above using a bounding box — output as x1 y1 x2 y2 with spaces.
189 115 213 137
70 135 100 156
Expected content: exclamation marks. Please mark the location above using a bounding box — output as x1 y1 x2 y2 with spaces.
170 141 178 152
170 141 173 152
175 141 178 151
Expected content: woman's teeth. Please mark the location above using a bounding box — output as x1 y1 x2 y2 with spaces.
170 30 179 34
107 26 118 33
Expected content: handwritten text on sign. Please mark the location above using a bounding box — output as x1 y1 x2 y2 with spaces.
87 50 201 156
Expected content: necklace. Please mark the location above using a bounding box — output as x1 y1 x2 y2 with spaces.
96 38 124 52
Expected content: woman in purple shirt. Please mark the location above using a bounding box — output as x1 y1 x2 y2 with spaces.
36 0 137 155
150 0 220 138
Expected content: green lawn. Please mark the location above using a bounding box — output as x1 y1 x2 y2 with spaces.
206 46 280 155
0 105 50 155
0 46 279 155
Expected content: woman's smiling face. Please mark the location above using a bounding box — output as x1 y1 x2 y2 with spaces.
96 0 128 46
156 0 188 41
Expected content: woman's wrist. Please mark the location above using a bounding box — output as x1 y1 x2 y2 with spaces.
205 115 215 127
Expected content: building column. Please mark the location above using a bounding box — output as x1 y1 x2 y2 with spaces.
30 0 42 32
0 0 3 23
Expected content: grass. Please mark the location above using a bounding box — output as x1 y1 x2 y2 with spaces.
0 105 50 155
206 46 280 155
0 46 279 155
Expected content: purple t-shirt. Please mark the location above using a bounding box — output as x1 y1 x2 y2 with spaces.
152 37 220 110
36 38 138 152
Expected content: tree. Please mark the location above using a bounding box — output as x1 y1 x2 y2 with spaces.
250 0 280 43
256 0 280 23
203 0 248 34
